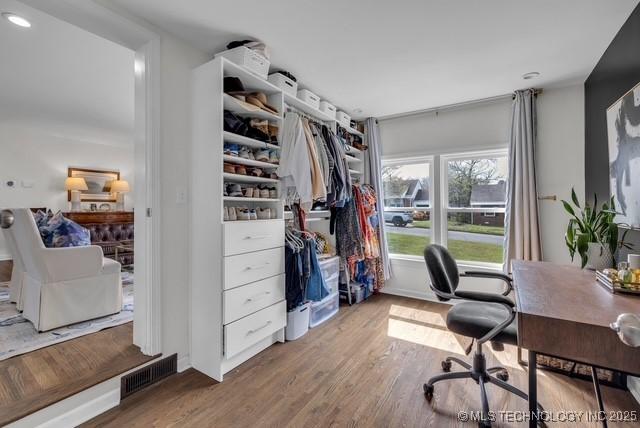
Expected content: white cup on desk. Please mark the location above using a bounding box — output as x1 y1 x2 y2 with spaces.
629 254 640 269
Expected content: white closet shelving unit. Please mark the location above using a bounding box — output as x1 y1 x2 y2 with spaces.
191 56 368 381
191 57 287 381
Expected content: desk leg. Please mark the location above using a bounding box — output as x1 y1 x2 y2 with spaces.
591 366 608 428
528 350 538 428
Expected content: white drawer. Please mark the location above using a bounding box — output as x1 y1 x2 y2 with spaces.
224 247 284 290
224 274 285 324
224 300 286 358
224 220 284 256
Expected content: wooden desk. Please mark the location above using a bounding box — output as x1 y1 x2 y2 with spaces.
513 261 640 427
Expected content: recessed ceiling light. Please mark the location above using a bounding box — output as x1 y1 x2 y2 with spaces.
2 12 31 28
522 72 540 80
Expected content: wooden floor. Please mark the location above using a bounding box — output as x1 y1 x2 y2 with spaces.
0 322 153 426
86 295 639 427
0 259 12 283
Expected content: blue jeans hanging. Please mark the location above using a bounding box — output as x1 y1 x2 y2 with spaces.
305 238 330 302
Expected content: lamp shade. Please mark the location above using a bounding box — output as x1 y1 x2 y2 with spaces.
110 180 130 193
65 177 88 191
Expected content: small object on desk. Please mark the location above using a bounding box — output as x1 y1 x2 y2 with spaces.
610 313 640 347
596 269 640 294
628 254 640 269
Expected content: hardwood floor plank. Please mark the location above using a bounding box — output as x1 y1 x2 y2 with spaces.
85 295 640 427
0 322 154 426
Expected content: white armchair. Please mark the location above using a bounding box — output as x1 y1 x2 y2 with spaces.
2 218 25 310
7 208 122 331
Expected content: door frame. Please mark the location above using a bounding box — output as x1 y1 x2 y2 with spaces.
21 0 163 356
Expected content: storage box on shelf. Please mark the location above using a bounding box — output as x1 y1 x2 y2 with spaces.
336 111 351 128
216 46 270 79
192 56 287 382
297 89 320 109
268 72 298 96
319 101 337 119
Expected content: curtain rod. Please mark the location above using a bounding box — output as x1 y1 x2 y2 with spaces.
378 89 542 122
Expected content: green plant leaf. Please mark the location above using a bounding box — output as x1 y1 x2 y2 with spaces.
571 188 580 208
561 200 576 217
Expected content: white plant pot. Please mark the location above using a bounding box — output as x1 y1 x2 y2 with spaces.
585 242 613 271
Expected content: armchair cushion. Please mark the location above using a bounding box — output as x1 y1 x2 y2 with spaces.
41 212 91 248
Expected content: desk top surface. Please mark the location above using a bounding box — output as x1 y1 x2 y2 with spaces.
512 260 640 328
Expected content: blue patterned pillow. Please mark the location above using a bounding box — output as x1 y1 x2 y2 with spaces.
40 212 91 248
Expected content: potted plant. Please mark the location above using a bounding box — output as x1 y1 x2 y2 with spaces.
562 188 632 270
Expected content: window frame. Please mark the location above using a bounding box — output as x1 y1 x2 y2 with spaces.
382 149 508 269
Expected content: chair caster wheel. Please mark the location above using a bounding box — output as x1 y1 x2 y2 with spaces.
423 383 434 401
496 370 509 381
441 360 452 372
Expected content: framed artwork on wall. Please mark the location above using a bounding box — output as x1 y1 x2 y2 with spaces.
607 81 640 228
67 167 120 202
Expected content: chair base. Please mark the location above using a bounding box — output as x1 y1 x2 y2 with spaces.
424 346 544 427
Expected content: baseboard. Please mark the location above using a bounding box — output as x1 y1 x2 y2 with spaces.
177 354 191 373
381 287 440 303
629 376 640 405
37 385 120 428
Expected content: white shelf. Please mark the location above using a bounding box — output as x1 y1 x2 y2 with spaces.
223 94 281 122
345 127 364 137
221 58 281 94
224 196 281 202
223 155 278 169
223 172 279 184
224 219 282 224
284 209 330 220
224 131 280 150
346 155 362 164
344 145 362 155
283 93 335 122
349 169 362 175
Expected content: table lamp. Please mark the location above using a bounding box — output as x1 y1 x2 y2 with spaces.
65 177 88 212
111 180 130 211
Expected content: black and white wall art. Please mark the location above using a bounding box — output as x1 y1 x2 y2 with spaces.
607 81 640 228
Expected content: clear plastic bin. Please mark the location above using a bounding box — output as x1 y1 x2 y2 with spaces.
309 291 339 328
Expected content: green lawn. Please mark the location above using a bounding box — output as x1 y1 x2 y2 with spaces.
412 220 504 236
387 232 503 264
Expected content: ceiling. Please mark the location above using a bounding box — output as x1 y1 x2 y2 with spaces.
109 0 639 119
0 0 134 146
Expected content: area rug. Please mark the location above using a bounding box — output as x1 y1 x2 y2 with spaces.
0 272 134 361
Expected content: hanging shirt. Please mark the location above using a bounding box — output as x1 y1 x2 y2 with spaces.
278 114 313 211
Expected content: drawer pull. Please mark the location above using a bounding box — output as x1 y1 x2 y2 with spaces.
244 262 270 271
245 291 271 303
243 235 270 240
247 321 272 335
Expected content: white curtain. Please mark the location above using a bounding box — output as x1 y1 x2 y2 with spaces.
504 89 542 272
364 118 392 280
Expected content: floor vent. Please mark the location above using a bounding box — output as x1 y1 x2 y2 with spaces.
121 353 177 399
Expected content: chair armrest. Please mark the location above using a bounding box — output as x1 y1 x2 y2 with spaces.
454 290 515 308
461 270 513 295
42 245 104 282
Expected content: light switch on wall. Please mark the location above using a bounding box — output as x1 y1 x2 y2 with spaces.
21 180 34 188
176 186 187 204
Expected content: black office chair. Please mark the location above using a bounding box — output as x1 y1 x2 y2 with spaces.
423 244 542 427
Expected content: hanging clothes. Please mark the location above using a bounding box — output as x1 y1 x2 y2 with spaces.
302 118 326 202
278 113 313 211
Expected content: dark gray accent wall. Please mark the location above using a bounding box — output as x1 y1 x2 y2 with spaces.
585 3 640 255
585 3 640 200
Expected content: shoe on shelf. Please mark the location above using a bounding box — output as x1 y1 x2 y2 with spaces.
249 168 263 177
237 208 250 221
235 165 247 175
269 187 278 199
238 147 252 159
224 206 229 221
269 150 279 164
255 149 270 162
257 207 271 220
258 186 270 198
224 143 240 156
223 163 236 174
249 208 258 221
227 183 243 197
270 172 278 179
268 124 279 144
228 207 238 221
243 186 255 198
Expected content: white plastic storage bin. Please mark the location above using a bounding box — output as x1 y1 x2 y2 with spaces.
268 73 297 96
309 291 339 328
318 256 340 294
286 303 310 340
217 46 270 79
319 101 337 119
336 111 351 127
297 89 320 109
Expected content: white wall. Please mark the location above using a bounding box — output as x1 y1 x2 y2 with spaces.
378 86 585 300
536 84 585 265
0 123 134 259
157 35 209 360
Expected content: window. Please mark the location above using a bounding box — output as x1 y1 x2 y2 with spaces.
382 160 432 256
444 153 508 265
383 150 508 266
